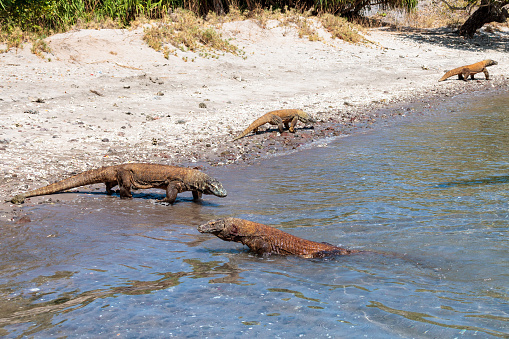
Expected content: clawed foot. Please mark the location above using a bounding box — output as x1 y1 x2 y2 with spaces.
160 197 176 204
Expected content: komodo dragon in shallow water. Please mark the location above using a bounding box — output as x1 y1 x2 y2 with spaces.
438 59 498 82
198 218 359 258
232 109 315 141
9 163 227 205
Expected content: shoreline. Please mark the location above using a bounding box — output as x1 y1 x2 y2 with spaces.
1 22 509 217
3 81 507 207
199 79 509 168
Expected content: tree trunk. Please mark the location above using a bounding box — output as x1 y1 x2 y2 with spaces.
213 0 225 15
458 0 508 38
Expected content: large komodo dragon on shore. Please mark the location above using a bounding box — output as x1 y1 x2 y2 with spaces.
198 218 360 258
438 59 498 82
9 163 227 205
232 109 315 141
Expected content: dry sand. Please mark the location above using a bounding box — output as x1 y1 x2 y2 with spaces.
1 19 509 215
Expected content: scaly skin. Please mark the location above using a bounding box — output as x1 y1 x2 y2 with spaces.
438 59 498 82
9 163 227 205
198 217 359 258
232 109 315 141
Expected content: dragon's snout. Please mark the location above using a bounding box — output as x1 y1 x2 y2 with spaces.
207 179 227 197
198 219 224 234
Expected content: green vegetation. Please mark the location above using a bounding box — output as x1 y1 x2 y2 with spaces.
0 0 416 34
0 0 416 56
0 0 174 32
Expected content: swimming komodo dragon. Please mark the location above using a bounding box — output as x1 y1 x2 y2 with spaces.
198 217 359 258
9 163 227 205
438 59 498 82
232 109 315 141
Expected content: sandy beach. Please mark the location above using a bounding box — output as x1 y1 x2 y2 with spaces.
1 19 509 215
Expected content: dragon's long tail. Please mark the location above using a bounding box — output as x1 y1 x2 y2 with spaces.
438 68 462 82
9 167 114 204
232 116 268 141
233 114 284 141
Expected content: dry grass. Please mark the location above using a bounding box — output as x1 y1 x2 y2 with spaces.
0 27 28 53
141 7 380 58
279 8 320 41
207 6 246 24
143 9 243 60
74 16 123 30
0 15 122 55
31 38 52 59
296 19 320 41
320 13 365 43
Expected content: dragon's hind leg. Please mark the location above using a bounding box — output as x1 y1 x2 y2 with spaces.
162 182 180 204
269 114 284 133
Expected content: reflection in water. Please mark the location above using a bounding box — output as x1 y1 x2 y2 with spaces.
0 259 242 334
367 301 508 338
267 288 322 302
437 175 509 188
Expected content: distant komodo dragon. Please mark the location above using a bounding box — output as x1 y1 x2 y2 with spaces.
198 217 359 258
232 109 315 141
9 163 227 205
438 59 498 82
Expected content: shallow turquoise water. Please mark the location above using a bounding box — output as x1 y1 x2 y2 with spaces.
1 91 508 338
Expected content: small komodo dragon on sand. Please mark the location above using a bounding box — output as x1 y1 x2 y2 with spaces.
198 217 359 258
438 59 498 82
9 163 227 205
232 109 315 141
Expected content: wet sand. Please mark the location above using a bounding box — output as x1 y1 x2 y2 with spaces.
1 20 509 219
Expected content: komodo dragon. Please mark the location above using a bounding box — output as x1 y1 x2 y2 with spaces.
232 109 315 141
9 163 227 205
438 59 498 82
198 217 359 258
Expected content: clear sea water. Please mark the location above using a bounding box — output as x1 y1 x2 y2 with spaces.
1 90 508 338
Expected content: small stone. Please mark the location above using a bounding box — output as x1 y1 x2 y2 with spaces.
15 216 31 224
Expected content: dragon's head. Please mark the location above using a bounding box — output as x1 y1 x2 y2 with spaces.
202 177 227 197
198 218 239 241
298 111 316 124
